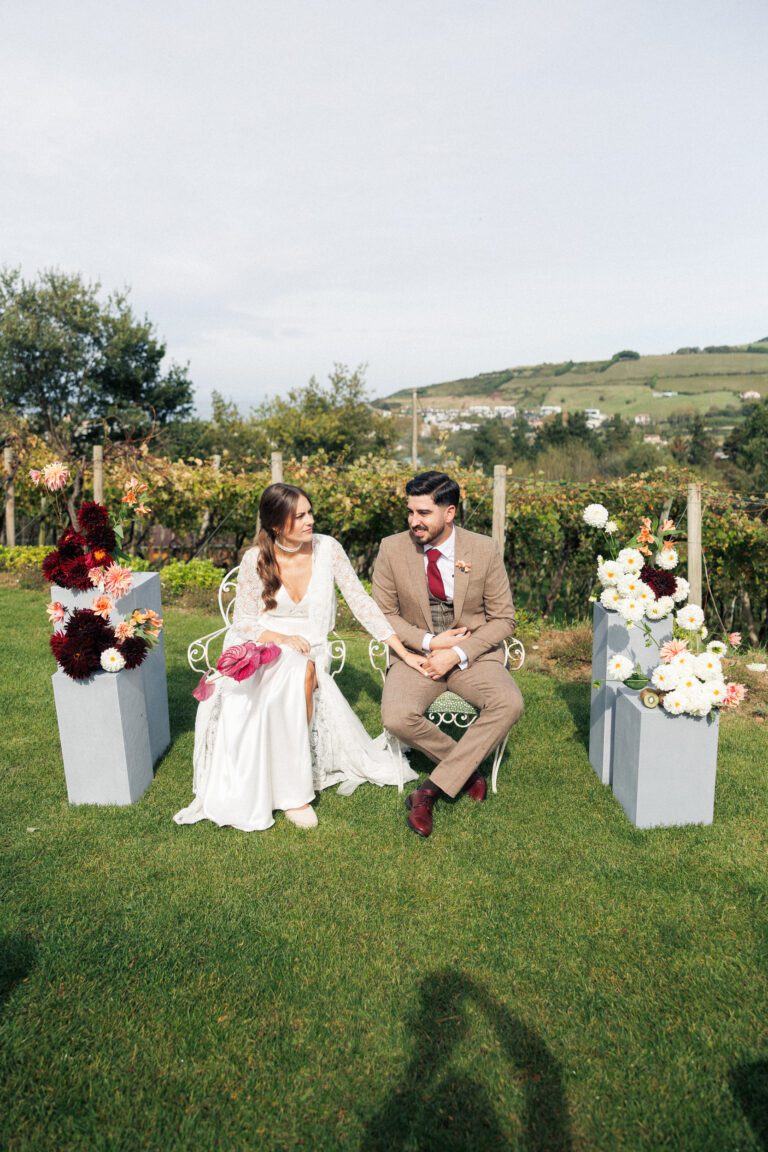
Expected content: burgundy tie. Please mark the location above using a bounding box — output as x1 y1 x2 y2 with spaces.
426 549 447 601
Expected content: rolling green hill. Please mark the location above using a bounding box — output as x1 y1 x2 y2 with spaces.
380 342 768 423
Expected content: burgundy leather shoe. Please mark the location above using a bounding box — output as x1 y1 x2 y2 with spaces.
462 769 488 803
405 786 438 838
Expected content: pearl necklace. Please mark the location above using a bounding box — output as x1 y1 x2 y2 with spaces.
275 537 303 554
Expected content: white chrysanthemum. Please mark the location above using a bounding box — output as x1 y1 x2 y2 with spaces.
676 604 705 631
617 547 645 572
617 573 644 597
636 584 654 605
600 587 623 611
645 600 666 621
672 576 690 603
705 679 728 706
682 682 712 717
656 547 678 570
655 595 675 617
694 652 723 681
651 664 680 691
670 651 696 673
706 640 727 656
677 671 701 696
616 597 645 623
100 647 126 673
607 654 634 681
597 560 623 587
662 688 688 714
605 520 618 534
583 503 609 528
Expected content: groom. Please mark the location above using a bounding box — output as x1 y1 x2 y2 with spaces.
372 471 523 838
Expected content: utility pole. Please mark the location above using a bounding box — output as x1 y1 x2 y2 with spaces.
411 390 418 467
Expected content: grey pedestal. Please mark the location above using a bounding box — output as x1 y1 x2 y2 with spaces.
589 602 672 786
611 688 719 828
52 666 154 805
51 572 170 767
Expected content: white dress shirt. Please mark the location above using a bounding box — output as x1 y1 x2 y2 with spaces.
421 529 469 669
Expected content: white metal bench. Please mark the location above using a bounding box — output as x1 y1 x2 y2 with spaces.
368 636 525 794
187 565 347 677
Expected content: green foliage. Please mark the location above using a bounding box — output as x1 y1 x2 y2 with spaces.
159 558 225 599
0 268 193 455
725 397 768 490
0 545 49 571
611 349 640 361
255 364 396 461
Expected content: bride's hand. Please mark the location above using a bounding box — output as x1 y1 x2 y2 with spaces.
403 651 428 674
279 634 312 655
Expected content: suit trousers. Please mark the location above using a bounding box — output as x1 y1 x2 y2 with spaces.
381 657 524 797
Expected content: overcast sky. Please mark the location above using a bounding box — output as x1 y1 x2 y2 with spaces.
2 1 766 414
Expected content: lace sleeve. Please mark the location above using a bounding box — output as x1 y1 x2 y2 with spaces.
231 548 267 641
330 538 394 643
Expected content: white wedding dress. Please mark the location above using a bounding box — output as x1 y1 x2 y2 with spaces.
173 534 416 831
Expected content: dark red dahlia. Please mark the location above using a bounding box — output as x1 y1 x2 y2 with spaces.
60 555 92 591
57 639 101 680
84 549 114 570
640 564 677 599
42 550 67 585
56 528 87 560
78 502 117 552
66 609 115 651
77 501 110 533
50 631 69 663
117 635 149 670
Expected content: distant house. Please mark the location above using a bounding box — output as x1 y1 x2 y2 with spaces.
634 414 651 426
642 434 665 446
539 405 562 416
740 390 761 401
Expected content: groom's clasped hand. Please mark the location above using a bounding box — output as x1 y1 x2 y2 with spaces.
420 626 471 679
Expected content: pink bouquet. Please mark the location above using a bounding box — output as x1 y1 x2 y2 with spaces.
192 641 281 700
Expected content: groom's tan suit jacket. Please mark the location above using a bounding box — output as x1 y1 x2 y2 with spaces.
372 525 515 664
372 525 522 796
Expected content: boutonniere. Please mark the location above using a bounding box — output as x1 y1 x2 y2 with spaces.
455 559 472 574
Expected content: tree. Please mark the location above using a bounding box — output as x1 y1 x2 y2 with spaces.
725 397 768 489
254 364 396 460
0 268 193 453
686 414 713 467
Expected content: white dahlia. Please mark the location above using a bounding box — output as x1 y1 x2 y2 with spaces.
600 587 623 611
616 597 645 623
705 680 728 706
651 664 680 691
676 604 705 631
693 652 722 681
583 503 609 528
597 560 623 587
607 655 634 681
100 647 126 673
655 595 675 617
617 547 645 572
672 576 690 603
682 682 712 717
662 688 688 714
617 573 644 597
706 640 727 657
670 651 696 674
656 547 678 570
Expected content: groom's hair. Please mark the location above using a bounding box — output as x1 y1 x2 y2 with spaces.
405 471 460 509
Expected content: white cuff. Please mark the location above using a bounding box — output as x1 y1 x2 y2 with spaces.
422 632 434 653
453 645 469 670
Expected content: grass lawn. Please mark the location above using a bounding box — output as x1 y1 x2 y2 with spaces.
1 586 767 1151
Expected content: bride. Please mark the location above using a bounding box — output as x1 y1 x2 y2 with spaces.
173 483 423 831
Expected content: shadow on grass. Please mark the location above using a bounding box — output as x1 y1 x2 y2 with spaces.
360 968 572 1152
0 935 36 1014
553 679 590 752
730 1060 768 1150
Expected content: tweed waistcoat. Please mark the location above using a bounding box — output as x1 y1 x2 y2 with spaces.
428 586 454 633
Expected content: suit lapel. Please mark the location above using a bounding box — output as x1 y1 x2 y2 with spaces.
451 526 472 622
403 533 433 631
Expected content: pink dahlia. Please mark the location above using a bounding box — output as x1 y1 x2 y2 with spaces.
29 469 42 486
103 563 134 599
723 682 747 708
659 638 689 663
46 601 67 626
42 461 69 491
728 632 742 649
114 620 136 641
92 595 115 620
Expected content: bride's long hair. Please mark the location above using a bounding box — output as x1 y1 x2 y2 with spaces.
256 483 313 611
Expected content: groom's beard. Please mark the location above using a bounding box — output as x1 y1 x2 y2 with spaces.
409 525 443 547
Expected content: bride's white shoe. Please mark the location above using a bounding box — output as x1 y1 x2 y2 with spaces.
284 805 318 828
